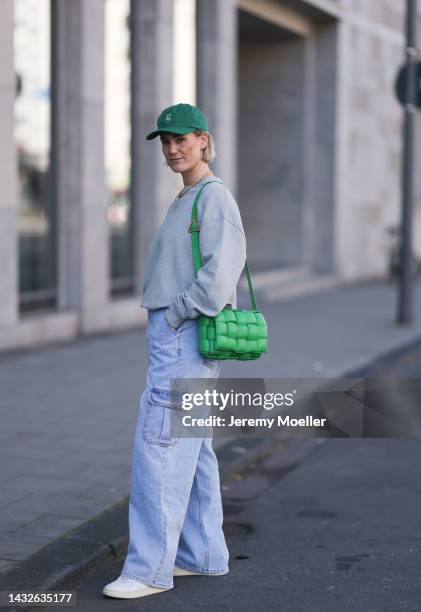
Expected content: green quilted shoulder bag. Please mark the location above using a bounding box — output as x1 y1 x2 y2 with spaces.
189 180 268 361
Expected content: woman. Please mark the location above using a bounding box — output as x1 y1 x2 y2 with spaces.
103 103 247 599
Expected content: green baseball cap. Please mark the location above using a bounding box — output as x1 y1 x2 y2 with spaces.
146 103 208 140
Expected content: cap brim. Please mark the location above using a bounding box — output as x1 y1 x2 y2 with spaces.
146 127 194 141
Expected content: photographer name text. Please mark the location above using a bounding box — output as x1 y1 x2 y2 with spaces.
181 415 327 428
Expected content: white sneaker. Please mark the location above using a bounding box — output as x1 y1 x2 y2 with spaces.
102 575 173 599
173 565 229 576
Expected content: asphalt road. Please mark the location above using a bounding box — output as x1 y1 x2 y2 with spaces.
55 436 421 612
19 341 421 612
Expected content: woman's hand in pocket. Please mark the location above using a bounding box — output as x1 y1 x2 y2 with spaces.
164 308 179 332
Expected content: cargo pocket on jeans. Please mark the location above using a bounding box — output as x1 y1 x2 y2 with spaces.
142 387 180 446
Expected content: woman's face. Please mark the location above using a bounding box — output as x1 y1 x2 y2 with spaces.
160 132 208 172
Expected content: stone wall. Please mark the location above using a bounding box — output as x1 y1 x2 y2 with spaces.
238 35 305 270
334 1 410 279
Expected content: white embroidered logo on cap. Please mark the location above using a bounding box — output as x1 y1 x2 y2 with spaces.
165 113 172 121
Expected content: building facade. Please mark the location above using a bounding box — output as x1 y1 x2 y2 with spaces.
0 0 420 351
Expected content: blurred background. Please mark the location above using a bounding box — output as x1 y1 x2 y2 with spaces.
1 0 420 351
3 2 421 607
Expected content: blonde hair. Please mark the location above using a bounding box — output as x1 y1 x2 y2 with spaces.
193 130 216 163
162 130 216 166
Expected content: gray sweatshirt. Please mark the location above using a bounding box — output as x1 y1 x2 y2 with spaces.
140 174 247 329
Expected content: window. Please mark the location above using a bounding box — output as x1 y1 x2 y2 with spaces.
173 0 196 104
105 0 134 295
15 0 56 312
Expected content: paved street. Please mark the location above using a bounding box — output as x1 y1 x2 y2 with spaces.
67 437 421 612
1 278 421 580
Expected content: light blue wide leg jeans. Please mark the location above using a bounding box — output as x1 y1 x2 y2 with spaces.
120 307 229 589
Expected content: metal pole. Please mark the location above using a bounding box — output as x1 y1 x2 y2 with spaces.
397 0 417 323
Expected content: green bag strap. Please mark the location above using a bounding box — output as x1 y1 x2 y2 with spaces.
188 180 258 311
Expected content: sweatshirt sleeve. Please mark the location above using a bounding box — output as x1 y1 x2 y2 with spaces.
164 215 247 328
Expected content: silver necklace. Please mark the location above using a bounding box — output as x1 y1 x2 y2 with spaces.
177 172 213 199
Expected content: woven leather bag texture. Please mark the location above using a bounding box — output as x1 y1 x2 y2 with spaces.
198 308 267 360
190 181 268 361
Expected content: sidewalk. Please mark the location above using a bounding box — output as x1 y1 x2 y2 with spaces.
1 277 421 581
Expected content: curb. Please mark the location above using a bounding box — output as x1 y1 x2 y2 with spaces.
1 335 420 599
0 499 129 594
0 435 323 600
